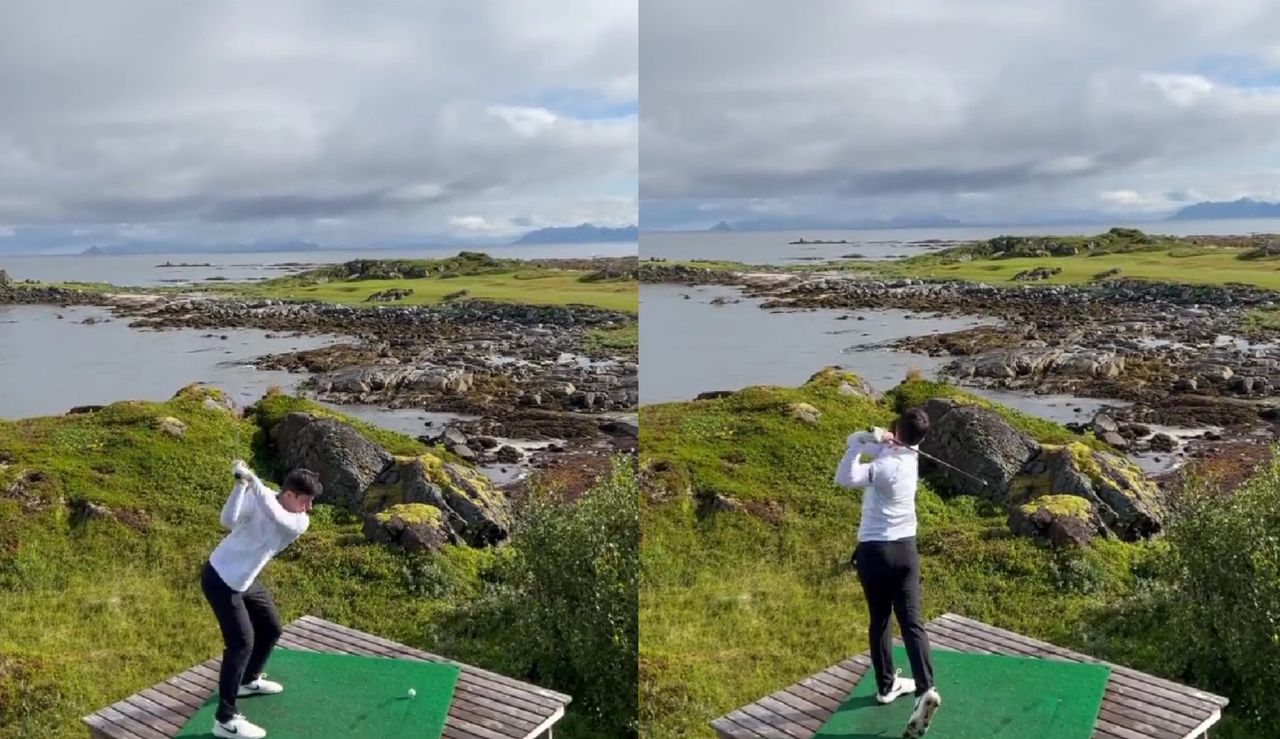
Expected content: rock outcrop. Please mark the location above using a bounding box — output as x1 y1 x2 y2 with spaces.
919 400 1040 500
1007 495 1105 548
362 504 454 553
272 412 393 511
366 454 511 546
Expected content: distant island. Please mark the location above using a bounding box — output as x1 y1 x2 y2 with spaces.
82 240 320 256
1168 197 1280 221
703 215 964 231
512 223 638 245
789 238 850 245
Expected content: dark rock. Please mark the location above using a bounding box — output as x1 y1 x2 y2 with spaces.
494 445 522 464
1150 433 1177 452
273 412 393 512
919 403 1040 500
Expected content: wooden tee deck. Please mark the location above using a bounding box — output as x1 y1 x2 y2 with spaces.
82 615 571 739
712 613 1229 739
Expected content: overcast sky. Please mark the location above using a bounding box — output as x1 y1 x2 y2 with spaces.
0 1 636 252
642 0 1280 229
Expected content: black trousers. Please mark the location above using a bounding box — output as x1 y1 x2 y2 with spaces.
200 561 283 722
853 537 934 696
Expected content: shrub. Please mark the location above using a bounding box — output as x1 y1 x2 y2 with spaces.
472 458 639 737
1162 447 1280 734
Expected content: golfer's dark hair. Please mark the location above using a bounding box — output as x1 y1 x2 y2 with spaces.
283 468 322 499
897 407 930 447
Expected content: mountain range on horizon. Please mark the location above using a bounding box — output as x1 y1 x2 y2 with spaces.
0 222 640 256
686 199 1280 233
1166 197 1280 221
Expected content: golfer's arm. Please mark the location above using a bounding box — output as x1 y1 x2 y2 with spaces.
219 480 251 530
246 475 309 536
835 447 876 488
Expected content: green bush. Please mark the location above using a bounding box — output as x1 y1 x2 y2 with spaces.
1162 447 1280 735
481 458 639 737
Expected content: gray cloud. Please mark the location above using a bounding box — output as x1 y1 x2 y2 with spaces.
0 0 636 250
642 0 1280 227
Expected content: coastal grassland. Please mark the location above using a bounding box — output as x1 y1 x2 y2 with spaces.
883 230 1280 290
638 369 1147 738
227 253 638 313
640 367 1280 737
0 386 636 738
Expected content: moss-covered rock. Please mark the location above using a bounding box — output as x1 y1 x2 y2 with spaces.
362 503 453 553
1017 443 1164 541
368 454 511 546
1007 494 1104 548
788 402 822 425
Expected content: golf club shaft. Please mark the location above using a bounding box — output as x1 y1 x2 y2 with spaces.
881 438 990 487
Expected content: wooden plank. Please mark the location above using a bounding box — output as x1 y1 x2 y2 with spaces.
94 707 169 739
82 712 144 739
738 702 812 739
721 707 794 739
756 695 824 732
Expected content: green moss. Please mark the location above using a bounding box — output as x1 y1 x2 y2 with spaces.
1022 494 1093 519
377 503 444 526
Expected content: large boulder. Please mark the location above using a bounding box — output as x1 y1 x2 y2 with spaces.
1012 443 1164 540
918 401 1040 501
1007 495 1105 548
806 367 878 399
367 455 511 546
362 504 454 553
273 413 392 512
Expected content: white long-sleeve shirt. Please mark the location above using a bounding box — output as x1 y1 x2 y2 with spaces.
834 431 920 542
209 472 309 592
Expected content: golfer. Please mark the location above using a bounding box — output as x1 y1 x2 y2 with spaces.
834 408 941 738
202 460 320 739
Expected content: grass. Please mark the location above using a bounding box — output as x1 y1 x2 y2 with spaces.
584 323 639 353
893 249 1280 289
227 254 638 314
638 369 1148 738
0 385 628 738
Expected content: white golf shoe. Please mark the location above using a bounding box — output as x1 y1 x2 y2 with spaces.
903 688 942 738
213 713 267 739
238 676 284 697
875 669 916 705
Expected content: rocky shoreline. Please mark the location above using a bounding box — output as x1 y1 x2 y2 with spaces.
5 266 638 495
645 264 1280 482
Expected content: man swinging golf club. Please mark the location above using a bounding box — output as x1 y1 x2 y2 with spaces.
202 460 321 739
834 408 941 738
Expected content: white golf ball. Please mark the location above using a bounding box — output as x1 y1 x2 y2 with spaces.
408 688 416 698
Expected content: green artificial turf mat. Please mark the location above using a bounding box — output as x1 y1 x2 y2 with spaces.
813 646 1110 738
175 648 460 738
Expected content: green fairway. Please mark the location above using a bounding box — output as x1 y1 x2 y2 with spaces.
893 246 1280 290
243 271 636 313
174 649 459 739
814 646 1110 739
